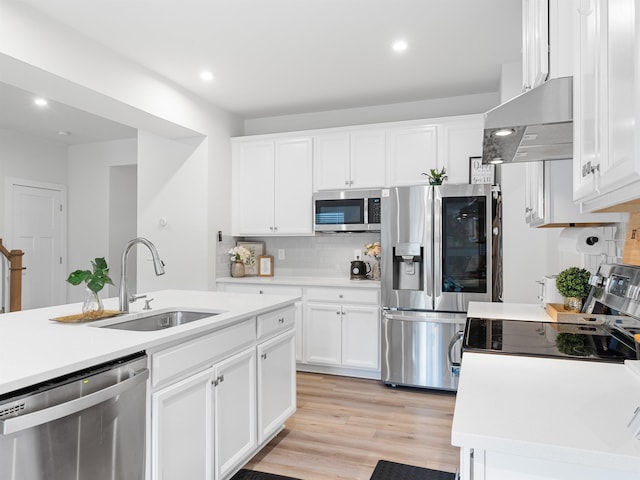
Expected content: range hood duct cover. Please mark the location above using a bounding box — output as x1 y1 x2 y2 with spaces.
482 76 573 164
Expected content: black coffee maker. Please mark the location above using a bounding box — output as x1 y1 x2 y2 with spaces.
350 259 370 280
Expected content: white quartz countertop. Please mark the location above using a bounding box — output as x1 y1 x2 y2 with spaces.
217 275 380 288
452 352 640 474
454 302 640 475
467 301 553 321
0 289 299 396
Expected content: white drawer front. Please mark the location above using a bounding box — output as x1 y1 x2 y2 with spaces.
151 318 255 388
305 287 379 305
257 306 295 340
220 283 302 297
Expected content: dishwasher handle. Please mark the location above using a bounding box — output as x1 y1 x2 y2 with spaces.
448 330 464 377
0 368 149 435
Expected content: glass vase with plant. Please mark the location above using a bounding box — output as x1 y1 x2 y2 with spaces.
363 241 381 280
66 257 114 318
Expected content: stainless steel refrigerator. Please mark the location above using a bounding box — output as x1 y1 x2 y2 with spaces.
381 183 501 390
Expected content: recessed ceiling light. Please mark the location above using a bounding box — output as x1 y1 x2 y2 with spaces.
489 158 504 164
493 128 514 137
34 97 48 107
57 130 71 136
200 71 215 82
392 40 408 52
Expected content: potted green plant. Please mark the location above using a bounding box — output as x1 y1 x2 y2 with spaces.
67 257 114 317
555 266 591 312
422 167 448 185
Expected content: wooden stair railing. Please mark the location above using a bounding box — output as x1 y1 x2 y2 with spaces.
0 239 25 312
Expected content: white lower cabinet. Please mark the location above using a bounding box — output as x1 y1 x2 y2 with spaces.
257 330 296 443
150 307 296 480
303 287 380 375
460 447 631 480
152 367 213 480
214 349 257 479
151 347 256 480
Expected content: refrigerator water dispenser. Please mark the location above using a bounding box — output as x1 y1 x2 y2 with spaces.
392 243 423 291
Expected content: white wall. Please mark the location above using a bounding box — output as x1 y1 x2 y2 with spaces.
244 92 499 135
0 1 243 292
67 139 137 302
137 131 209 292
109 165 137 299
498 62 562 303
0 129 68 236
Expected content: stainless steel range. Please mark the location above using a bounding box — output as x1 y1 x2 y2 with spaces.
464 263 640 363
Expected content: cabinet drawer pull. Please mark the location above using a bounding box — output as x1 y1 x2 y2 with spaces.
261 353 268 360
259 290 264 294
278 317 285 324
338 294 343 299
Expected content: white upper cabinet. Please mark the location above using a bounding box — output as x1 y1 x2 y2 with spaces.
522 0 575 90
386 115 483 187
386 124 438 186
232 136 313 236
439 115 484 184
522 0 550 90
573 0 640 211
313 129 385 191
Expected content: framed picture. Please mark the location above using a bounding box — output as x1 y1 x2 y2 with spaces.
257 255 274 277
469 156 495 185
236 241 265 276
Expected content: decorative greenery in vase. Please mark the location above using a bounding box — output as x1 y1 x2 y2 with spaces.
228 246 254 277
364 241 381 280
555 266 591 311
421 167 448 185
66 257 114 317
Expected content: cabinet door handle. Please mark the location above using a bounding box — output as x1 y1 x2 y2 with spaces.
278 317 285 324
338 294 343 299
261 353 267 360
273 226 278 232
259 290 264 294
336 311 341 315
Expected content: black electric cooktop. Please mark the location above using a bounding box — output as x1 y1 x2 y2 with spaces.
464 317 640 363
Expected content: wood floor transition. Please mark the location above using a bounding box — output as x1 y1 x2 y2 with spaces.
243 372 460 480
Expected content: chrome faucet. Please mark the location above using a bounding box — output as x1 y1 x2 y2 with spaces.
119 237 165 313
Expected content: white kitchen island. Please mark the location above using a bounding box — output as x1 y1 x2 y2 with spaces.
453 302 640 480
0 289 299 480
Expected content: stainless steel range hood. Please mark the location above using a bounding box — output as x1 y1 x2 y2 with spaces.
482 76 573 164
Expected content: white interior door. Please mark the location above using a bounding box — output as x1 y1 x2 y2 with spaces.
7 180 65 309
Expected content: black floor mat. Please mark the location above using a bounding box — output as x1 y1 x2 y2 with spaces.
369 460 455 480
230 469 301 480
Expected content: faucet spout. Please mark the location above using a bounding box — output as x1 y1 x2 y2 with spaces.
119 237 165 313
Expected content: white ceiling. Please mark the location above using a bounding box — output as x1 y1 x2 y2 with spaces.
3 0 522 144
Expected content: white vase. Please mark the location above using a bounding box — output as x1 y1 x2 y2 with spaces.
230 262 245 278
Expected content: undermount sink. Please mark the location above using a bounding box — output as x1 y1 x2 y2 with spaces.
100 310 221 332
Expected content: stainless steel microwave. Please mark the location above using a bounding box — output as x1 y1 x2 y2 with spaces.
313 189 381 232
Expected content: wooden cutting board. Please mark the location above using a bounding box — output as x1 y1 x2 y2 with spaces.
623 212 640 266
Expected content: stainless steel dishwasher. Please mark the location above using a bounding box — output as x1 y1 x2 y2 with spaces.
0 352 149 480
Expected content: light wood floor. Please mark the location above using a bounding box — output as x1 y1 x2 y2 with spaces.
244 372 460 480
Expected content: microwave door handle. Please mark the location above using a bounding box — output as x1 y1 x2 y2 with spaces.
0 368 149 435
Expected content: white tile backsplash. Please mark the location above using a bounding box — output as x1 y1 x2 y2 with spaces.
559 223 626 274
224 233 381 278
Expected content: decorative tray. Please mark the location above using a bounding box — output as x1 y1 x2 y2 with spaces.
51 310 122 323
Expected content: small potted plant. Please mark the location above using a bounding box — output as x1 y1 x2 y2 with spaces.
67 257 114 318
555 266 591 312
422 167 448 185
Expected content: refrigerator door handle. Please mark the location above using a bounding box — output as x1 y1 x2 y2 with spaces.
448 330 464 377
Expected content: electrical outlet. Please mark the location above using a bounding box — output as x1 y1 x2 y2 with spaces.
354 249 361 260
278 249 285 260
